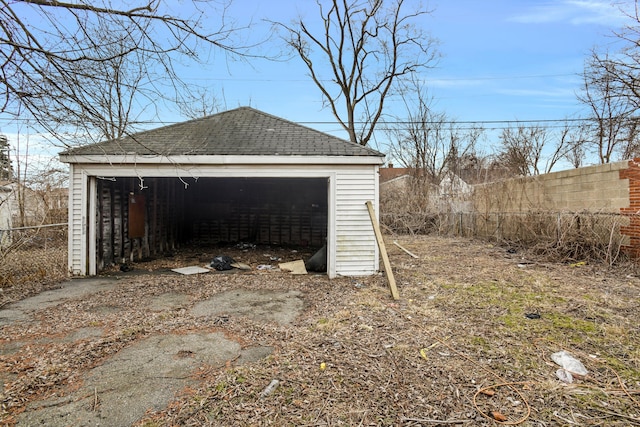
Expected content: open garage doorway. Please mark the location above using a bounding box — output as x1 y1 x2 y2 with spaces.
94 176 328 272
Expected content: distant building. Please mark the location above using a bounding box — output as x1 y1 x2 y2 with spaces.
0 181 68 227
0 184 12 247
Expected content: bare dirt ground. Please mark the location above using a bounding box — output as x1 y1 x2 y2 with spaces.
1 236 640 426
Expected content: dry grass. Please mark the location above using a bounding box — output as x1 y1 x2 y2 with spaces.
379 177 632 267
1 236 640 426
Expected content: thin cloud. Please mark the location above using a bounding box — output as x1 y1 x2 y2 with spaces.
429 78 486 88
508 1 632 26
496 87 578 99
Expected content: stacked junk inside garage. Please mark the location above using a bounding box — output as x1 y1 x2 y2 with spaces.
95 176 328 273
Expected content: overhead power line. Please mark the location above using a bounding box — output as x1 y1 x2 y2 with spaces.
0 114 612 130
297 117 592 126
180 72 578 83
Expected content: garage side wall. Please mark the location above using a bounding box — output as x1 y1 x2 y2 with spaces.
334 167 379 276
68 164 86 275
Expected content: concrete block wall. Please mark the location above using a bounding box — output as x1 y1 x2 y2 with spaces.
469 159 640 258
473 161 630 214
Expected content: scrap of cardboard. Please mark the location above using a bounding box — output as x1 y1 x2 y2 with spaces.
230 262 252 270
278 260 307 275
171 266 210 275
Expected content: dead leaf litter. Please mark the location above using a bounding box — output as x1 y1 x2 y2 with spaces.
0 237 639 426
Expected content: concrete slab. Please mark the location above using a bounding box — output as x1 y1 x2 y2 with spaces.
3 278 304 426
190 289 304 325
0 277 119 326
17 332 250 427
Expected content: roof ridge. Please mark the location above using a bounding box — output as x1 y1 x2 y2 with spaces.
60 107 385 158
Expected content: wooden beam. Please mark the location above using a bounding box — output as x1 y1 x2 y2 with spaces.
393 241 419 259
365 201 399 300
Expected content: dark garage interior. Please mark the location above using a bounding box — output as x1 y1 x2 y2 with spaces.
95 176 328 270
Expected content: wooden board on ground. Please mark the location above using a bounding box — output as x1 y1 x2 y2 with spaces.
393 241 420 259
230 262 252 270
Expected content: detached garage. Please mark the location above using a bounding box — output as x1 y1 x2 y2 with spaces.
60 107 385 278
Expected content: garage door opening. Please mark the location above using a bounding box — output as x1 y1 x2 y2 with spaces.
94 176 328 271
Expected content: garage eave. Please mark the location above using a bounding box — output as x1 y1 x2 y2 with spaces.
59 154 385 166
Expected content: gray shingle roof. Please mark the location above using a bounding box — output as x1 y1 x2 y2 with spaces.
60 107 384 158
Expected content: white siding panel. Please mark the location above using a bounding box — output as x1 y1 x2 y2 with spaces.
68 165 86 275
334 166 379 276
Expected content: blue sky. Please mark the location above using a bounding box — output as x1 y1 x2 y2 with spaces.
149 0 633 159
425 0 631 120
1 0 636 173
169 0 635 152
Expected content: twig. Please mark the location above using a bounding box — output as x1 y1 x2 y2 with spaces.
593 407 640 424
473 382 532 425
393 241 419 259
401 417 470 424
553 411 577 424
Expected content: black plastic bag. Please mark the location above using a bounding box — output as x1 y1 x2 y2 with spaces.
210 255 235 271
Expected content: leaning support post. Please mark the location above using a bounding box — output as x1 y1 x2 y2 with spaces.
365 201 399 300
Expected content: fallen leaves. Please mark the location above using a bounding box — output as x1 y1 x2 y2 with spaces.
2 237 639 426
491 410 508 421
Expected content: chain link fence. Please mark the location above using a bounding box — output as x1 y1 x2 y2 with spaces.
381 209 629 265
0 224 68 303
380 175 632 265
443 211 625 263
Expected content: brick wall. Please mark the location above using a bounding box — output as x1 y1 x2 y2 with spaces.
619 158 640 257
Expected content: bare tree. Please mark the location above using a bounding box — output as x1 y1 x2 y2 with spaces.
560 120 589 169
1 0 252 147
619 117 640 159
177 88 222 120
387 83 483 183
275 0 438 146
587 3 640 111
494 124 569 176
49 30 150 145
579 51 639 163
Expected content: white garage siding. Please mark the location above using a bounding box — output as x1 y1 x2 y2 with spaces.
68 164 87 275
61 107 385 278
334 167 379 276
65 162 382 278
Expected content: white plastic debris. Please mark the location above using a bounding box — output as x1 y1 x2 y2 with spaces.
555 368 573 383
551 350 588 376
259 379 280 398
